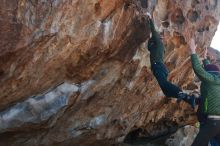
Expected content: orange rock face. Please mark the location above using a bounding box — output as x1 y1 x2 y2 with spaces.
0 0 219 145
0 0 149 109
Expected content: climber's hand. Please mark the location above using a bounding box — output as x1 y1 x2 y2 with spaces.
145 12 152 20
189 38 197 54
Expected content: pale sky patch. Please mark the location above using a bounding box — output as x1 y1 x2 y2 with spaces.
211 22 220 51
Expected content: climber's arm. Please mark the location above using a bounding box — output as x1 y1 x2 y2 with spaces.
190 39 216 82
148 19 160 41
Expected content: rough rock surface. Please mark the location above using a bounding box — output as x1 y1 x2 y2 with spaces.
165 125 199 146
0 0 220 145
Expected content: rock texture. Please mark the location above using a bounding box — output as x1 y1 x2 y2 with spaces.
0 0 220 145
165 125 199 146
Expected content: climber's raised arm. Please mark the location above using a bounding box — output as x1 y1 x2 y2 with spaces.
189 39 220 83
146 16 195 108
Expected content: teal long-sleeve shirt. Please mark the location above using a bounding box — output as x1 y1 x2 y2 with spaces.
191 54 220 115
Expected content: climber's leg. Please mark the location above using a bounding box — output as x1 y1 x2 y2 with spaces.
214 134 220 145
191 119 220 146
210 137 220 146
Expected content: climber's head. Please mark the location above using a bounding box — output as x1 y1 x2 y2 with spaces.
204 64 220 75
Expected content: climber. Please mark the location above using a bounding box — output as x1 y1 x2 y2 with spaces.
146 14 195 108
195 48 219 146
146 14 219 145
146 13 220 146
189 38 220 146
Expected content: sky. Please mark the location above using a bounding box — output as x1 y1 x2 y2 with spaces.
211 22 220 51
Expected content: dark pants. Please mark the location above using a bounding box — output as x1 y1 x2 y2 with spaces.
195 95 220 145
198 122 220 146
209 138 220 146
192 118 220 146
